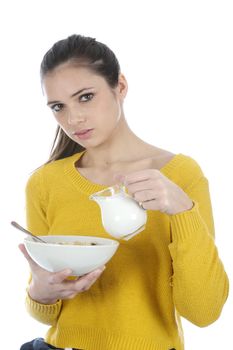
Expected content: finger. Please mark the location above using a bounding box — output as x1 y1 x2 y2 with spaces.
72 266 105 293
61 291 78 300
141 198 161 211
51 267 105 296
113 173 126 183
133 189 158 203
126 179 156 195
48 268 73 284
123 169 159 186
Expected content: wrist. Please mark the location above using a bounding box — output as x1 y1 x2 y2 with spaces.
27 285 58 305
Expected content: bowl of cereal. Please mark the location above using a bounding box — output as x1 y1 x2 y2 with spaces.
24 235 119 276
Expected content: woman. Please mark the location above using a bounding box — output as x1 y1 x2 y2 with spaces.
19 34 229 350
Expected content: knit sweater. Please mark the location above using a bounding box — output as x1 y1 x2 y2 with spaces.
24 151 229 350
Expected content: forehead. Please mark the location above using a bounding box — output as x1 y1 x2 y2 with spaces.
42 63 107 99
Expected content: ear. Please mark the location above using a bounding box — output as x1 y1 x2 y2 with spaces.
117 73 128 99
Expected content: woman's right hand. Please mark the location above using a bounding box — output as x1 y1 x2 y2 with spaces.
18 243 105 304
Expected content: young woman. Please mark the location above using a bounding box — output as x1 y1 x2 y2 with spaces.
19 34 229 350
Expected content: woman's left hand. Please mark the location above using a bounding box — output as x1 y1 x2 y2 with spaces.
115 169 193 215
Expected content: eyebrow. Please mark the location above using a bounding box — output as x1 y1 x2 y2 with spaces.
47 87 94 105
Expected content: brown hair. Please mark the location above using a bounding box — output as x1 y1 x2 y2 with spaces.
40 34 121 163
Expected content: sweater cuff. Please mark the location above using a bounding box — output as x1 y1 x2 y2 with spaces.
26 290 62 324
169 201 209 244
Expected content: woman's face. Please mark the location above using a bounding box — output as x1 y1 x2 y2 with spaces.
43 63 127 148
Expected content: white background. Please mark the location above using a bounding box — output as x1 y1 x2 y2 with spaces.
0 0 232 349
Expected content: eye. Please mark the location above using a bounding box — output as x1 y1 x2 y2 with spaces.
51 103 64 112
79 93 94 102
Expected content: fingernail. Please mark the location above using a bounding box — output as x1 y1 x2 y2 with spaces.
93 268 104 277
114 174 125 182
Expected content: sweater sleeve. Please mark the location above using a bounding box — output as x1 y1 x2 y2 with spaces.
24 169 63 325
25 290 62 325
168 175 229 327
25 169 49 235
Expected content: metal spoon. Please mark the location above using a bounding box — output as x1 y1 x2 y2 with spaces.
11 221 47 243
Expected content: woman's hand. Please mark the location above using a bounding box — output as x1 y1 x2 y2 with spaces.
115 169 193 215
19 244 105 304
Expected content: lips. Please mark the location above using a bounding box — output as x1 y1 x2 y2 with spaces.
72 128 94 140
74 129 93 136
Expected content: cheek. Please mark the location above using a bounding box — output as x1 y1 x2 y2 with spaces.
59 125 71 138
53 115 70 135
54 117 67 130
98 98 121 123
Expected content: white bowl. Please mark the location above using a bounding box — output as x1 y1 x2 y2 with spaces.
24 235 119 276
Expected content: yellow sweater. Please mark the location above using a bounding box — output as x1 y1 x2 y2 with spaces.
25 151 229 350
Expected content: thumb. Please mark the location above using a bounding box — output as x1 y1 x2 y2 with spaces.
18 243 38 269
113 173 126 184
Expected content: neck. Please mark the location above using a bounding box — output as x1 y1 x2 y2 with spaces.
81 118 152 168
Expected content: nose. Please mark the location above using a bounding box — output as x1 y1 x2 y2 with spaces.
67 109 86 125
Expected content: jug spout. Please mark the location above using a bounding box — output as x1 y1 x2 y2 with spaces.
89 185 124 202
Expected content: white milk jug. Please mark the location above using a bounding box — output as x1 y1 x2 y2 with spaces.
89 185 147 240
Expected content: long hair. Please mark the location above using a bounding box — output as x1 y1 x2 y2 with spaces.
40 34 121 163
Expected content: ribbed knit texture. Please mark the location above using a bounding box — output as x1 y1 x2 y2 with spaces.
25 151 229 350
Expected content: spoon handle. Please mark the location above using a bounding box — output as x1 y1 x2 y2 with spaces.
11 221 46 243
